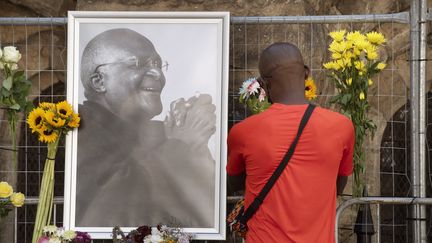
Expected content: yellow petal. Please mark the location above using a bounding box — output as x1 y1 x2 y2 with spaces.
377 62 386 70
366 31 386 45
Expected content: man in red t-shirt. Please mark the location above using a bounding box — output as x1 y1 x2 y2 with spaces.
227 43 355 243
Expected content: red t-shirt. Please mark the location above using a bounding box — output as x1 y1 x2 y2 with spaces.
227 104 354 243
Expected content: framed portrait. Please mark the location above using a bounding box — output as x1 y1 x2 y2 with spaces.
64 11 229 240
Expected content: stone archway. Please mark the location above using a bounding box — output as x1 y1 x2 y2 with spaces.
379 95 432 242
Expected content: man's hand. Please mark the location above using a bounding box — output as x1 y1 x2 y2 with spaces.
228 172 246 193
164 94 216 149
337 176 348 195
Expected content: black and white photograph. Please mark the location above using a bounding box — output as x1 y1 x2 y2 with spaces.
64 11 229 240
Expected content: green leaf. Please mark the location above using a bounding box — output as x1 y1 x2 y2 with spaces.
340 93 352 106
3 77 12 91
1 88 10 97
24 101 34 114
13 70 24 79
9 103 20 110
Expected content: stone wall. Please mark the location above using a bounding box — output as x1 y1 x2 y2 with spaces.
0 0 430 242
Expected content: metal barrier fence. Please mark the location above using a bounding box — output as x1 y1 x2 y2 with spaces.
0 2 431 242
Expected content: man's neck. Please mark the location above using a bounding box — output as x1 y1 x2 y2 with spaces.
273 93 309 105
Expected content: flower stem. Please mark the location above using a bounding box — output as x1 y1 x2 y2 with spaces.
7 111 18 171
31 136 60 243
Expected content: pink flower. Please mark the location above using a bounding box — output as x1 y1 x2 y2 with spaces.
258 88 266 102
38 236 50 243
239 78 261 100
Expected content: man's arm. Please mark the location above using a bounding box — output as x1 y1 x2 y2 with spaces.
228 172 246 193
336 176 348 195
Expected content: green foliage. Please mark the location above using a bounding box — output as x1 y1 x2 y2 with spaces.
327 61 381 197
239 94 271 115
0 200 12 218
0 61 33 171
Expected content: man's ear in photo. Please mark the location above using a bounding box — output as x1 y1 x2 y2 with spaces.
89 72 106 93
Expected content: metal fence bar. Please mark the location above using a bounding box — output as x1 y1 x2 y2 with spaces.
377 204 381 243
410 0 429 242
410 0 422 241
418 1 429 242
0 12 410 26
335 197 432 243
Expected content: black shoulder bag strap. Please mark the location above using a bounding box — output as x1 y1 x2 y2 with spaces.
240 103 316 224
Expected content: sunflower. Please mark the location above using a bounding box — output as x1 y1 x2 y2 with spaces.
305 77 317 100
44 111 66 128
39 102 55 111
39 129 58 143
56 101 73 119
27 108 46 134
68 113 81 128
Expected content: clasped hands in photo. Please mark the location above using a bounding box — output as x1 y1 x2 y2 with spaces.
164 94 217 149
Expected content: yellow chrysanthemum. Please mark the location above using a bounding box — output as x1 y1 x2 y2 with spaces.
367 51 378 60
368 79 373 86
377 62 386 70
354 61 366 71
343 57 352 67
27 108 46 134
346 31 366 42
353 47 361 56
359 91 365 100
336 59 346 69
344 51 354 59
329 41 347 53
331 52 342 59
323 61 340 70
39 102 55 111
56 101 73 119
44 111 66 128
346 78 352 86
329 30 346 42
305 77 317 100
366 31 386 45
365 46 379 60
68 113 81 128
39 129 58 143
353 39 371 50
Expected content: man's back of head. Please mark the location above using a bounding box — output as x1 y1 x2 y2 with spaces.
258 42 309 105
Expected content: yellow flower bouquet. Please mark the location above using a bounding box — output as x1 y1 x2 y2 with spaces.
27 101 80 243
0 181 25 218
323 30 387 196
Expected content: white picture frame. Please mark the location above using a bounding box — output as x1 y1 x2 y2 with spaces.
64 11 229 240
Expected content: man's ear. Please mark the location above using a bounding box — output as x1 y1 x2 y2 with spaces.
304 65 311 80
89 72 106 93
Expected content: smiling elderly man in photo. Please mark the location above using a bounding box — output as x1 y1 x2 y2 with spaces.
76 28 216 227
